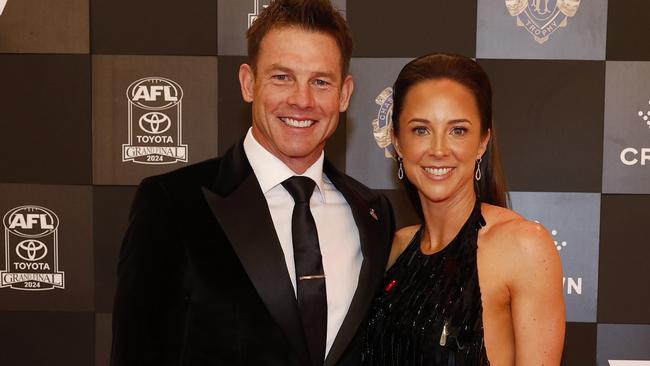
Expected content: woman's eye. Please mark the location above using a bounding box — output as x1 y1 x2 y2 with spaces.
451 127 468 136
413 127 429 136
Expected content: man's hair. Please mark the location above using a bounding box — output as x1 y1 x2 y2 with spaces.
247 0 353 76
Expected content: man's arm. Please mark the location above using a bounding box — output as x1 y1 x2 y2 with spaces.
111 177 188 366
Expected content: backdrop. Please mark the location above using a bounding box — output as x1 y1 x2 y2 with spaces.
1 0 649 365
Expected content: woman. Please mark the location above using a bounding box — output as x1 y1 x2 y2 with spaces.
362 54 565 365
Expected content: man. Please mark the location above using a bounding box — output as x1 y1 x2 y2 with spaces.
110 1 395 365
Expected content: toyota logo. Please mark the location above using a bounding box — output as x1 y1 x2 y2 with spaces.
16 239 48 261
139 112 171 134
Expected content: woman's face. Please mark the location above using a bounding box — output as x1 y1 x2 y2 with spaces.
394 78 489 205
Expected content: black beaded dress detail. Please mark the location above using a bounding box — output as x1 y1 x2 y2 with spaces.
362 202 489 366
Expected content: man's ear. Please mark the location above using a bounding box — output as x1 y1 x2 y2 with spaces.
239 63 255 103
338 75 354 112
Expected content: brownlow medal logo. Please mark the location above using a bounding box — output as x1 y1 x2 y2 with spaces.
505 0 580 44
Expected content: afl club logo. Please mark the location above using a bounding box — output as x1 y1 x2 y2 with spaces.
1 205 65 291
0 0 8 16
248 0 270 28
505 0 580 44
371 87 397 159
122 77 188 165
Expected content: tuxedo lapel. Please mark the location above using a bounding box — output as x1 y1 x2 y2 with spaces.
201 142 310 366
323 161 386 366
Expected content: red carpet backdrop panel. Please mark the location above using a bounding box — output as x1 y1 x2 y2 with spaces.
1 1 649 365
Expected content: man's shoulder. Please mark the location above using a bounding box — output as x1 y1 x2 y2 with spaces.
140 156 222 191
326 165 386 204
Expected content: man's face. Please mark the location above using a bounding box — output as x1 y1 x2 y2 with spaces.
239 27 353 173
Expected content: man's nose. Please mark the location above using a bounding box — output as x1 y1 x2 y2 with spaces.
288 83 315 109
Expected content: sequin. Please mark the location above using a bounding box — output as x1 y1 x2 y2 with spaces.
385 279 397 292
362 202 490 365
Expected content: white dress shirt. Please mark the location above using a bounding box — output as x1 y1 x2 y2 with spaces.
243 128 362 357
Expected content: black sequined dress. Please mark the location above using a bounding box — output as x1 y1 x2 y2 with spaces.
362 202 489 365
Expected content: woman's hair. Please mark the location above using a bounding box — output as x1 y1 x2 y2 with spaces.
392 53 509 220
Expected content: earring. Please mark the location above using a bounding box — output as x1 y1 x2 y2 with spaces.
475 157 482 181
397 157 404 180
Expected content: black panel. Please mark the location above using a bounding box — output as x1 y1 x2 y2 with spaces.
0 0 89 54
607 0 650 60
598 194 650 324
324 111 346 173
0 185 94 311
217 56 252 155
96 313 112 366
378 188 420 230
479 59 605 193
0 55 91 184
0 312 94 366
348 0 476 57
561 322 597 366
94 186 138 313
91 0 217 55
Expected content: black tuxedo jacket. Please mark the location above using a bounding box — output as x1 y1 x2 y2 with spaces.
111 141 395 366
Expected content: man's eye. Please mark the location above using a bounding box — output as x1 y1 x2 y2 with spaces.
314 79 329 87
273 75 289 81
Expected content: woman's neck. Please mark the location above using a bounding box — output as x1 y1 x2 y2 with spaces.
419 186 477 254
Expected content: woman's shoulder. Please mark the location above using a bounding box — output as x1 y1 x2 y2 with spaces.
394 225 421 247
479 203 557 264
478 203 562 298
386 225 421 269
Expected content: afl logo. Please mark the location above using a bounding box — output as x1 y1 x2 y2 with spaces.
123 76 188 164
2 205 65 291
3 205 59 238
139 112 171 134
127 77 183 110
16 240 48 261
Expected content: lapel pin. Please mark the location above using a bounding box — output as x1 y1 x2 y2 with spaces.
369 208 378 221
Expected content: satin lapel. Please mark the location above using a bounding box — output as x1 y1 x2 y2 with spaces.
323 162 386 366
201 142 310 366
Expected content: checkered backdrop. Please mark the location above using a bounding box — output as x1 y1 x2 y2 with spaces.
1 1 649 365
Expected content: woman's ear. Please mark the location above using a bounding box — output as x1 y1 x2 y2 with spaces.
478 128 491 159
392 127 402 159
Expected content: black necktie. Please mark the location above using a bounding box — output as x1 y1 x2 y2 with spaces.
282 176 327 366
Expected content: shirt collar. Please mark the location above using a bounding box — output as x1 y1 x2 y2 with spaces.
243 128 326 202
